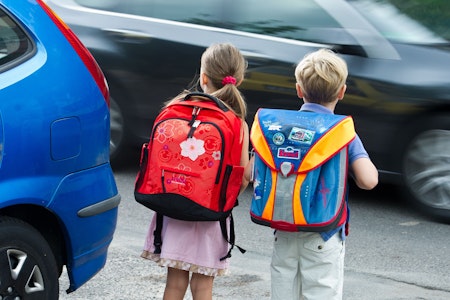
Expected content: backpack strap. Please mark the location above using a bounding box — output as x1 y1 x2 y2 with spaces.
153 213 164 254
183 92 229 112
219 213 246 261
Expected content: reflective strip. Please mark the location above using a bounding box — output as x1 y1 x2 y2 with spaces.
261 169 277 220
335 148 348 214
273 174 296 223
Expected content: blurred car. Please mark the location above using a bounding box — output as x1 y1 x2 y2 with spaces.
0 0 120 298
46 0 450 221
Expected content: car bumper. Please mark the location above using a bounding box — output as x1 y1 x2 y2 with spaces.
48 163 120 292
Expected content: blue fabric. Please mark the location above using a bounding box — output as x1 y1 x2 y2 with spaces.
300 103 366 241
251 108 352 231
300 103 368 163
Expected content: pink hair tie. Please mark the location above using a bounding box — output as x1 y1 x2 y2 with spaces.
222 76 237 86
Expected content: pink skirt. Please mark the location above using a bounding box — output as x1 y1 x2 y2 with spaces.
141 212 230 276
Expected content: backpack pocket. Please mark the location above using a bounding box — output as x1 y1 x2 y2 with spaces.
135 143 149 190
160 165 201 195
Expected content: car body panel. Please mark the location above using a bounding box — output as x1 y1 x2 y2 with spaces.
48 164 119 291
0 0 120 293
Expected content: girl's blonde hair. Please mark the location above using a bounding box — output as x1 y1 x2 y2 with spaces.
295 49 348 104
168 43 247 119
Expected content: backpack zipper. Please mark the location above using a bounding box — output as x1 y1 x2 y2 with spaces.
185 106 225 184
187 107 201 138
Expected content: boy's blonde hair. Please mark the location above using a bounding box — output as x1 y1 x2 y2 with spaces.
295 49 348 104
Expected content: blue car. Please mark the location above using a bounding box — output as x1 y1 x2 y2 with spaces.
0 0 120 298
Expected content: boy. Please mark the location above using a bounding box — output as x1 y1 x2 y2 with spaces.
269 49 378 300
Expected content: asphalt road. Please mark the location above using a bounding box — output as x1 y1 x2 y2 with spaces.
59 158 450 300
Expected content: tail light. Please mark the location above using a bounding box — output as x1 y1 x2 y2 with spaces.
36 0 110 106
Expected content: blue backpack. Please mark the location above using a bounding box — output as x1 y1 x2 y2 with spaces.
250 108 356 232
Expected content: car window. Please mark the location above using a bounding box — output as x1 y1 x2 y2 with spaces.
73 0 350 44
0 8 34 71
349 0 450 44
225 0 341 42
75 0 225 27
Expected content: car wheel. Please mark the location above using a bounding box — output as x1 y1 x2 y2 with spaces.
109 96 125 161
0 217 59 299
403 128 450 221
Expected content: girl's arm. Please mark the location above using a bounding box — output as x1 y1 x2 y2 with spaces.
239 121 250 194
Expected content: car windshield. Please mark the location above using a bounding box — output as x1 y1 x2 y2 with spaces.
348 0 450 44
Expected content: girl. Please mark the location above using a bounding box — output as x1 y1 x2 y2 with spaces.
141 43 250 300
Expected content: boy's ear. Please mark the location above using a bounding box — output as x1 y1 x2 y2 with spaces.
338 84 347 100
296 83 304 99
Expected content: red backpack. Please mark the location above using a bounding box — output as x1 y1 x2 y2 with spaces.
134 92 245 259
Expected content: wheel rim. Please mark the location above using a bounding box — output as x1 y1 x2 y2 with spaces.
109 97 125 157
404 129 450 210
0 248 45 297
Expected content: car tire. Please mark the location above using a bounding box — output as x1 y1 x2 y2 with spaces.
0 216 59 299
109 95 126 163
402 116 450 222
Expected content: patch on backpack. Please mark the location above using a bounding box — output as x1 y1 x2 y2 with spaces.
277 146 300 160
288 127 315 144
272 132 285 145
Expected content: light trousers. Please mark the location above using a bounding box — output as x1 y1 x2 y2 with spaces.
271 231 345 300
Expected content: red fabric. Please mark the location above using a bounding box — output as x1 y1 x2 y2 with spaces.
135 97 243 217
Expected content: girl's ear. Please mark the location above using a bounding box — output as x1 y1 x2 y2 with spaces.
296 83 304 99
200 73 208 86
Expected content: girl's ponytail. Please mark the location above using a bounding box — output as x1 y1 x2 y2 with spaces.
201 43 247 119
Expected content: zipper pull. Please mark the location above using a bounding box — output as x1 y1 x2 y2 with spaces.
188 106 201 126
187 107 201 138
188 119 201 138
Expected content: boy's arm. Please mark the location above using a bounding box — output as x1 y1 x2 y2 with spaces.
351 157 379 190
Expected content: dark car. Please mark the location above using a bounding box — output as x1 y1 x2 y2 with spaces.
46 0 450 220
0 0 120 298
